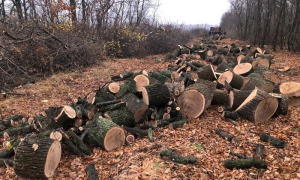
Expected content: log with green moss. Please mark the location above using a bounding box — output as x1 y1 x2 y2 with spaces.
229 90 252 110
212 89 229 106
269 93 288 116
99 102 126 112
196 65 217 81
122 126 148 137
14 134 61 179
142 84 170 107
215 129 239 143
84 117 125 151
93 88 115 104
229 150 249 159
149 72 171 83
104 106 135 127
158 70 173 79
0 138 20 158
115 79 137 99
242 77 274 93
61 130 85 156
170 118 187 129
222 111 240 120
224 159 267 170
66 130 92 155
122 93 148 122
0 114 24 128
148 128 154 142
260 133 286 148
160 149 197 164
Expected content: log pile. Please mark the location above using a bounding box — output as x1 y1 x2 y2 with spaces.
1 36 298 178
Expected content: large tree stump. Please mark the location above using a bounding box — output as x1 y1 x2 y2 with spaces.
177 83 212 118
84 117 125 151
14 134 61 179
142 84 170 107
218 71 244 89
235 88 278 124
122 93 148 122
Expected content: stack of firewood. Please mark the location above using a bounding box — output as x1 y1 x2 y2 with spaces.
1 37 299 178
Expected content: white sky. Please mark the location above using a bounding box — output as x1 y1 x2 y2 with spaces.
156 0 231 25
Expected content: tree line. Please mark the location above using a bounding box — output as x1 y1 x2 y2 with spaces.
221 0 300 52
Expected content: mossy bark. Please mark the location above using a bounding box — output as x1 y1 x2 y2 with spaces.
105 106 135 127
160 149 197 164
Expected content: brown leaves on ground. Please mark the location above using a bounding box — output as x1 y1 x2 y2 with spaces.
1 43 300 180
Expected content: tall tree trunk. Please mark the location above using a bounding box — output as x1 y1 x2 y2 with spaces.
22 0 27 21
254 0 262 46
70 0 77 24
82 0 86 22
14 0 23 21
273 0 286 51
288 0 300 51
261 0 272 48
1 0 5 17
280 0 286 50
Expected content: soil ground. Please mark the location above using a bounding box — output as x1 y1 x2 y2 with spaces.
1 38 300 180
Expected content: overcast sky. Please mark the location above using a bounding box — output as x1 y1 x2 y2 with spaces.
156 0 231 25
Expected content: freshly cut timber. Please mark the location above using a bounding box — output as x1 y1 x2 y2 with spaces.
52 106 76 129
104 106 135 127
237 55 245 64
273 81 300 97
107 82 120 94
171 71 180 80
289 97 300 107
215 62 231 73
242 77 274 93
84 117 125 151
269 93 288 115
14 134 61 179
218 71 244 89
212 89 229 106
142 84 170 107
149 72 171 83
165 82 185 97
93 88 115 104
134 74 150 92
256 58 270 69
177 83 212 118
122 93 148 122
235 88 278 124
115 79 136 99
255 53 274 61
229 90 252 110
233 63 253 76
262 71 280 84
196 65 217 81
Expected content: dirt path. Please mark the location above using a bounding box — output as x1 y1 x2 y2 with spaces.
1 40 300 180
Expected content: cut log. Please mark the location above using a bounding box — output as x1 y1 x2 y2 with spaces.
85 164 99 180
94 89 115 105
257 59 270 69
122 126 148 137
122 93 148 122
115 79 137 99
0 125 34 137
224 159 267 170
99 102 126 112
52 106 76 129
273 81 300 97
222 111 240 120
269 93 288 115
216 62 231 73
262 71 280 84
191 61 205 68
104 106 135 127
142 84 170 107
149 72 171 83
242 77 274 93
60 130 85 156
160 149 197 164
0 139 20 158
170 118 187 129
14 134 61 179
171 71 180 80
177 83 213 118
253 144 265 161
217 106 233 113
237 55 245 64
86 92 96 104
0 158 14 167
66 130 92 155
289 97 300 107
125 134 135 144
197 65 217 81
84 117 125 151
260 133 286 148
233 63 253 76
49 131 62 141
107 82 120 94
229 150 249 159
134 74 150 92
148 128 154 142
212 89 229 106
165 82 185 97
235 88 278 124
255 53 274 61
218 71 244 89
215 129 239 143
229 90 252 110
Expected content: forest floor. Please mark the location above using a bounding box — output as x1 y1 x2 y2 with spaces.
1 38 300 180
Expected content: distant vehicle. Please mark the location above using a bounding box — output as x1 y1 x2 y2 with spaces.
209 27 226 36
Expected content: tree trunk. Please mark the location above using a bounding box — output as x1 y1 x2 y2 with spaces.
142 84 170 107
229 90 252 110
218 71 244 89
14 134 61 179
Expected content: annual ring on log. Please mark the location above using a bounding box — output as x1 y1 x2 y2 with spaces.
134 74 150 92
104 127 126 151
44 141 62 177
177 89 205 118
233 63 253 76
